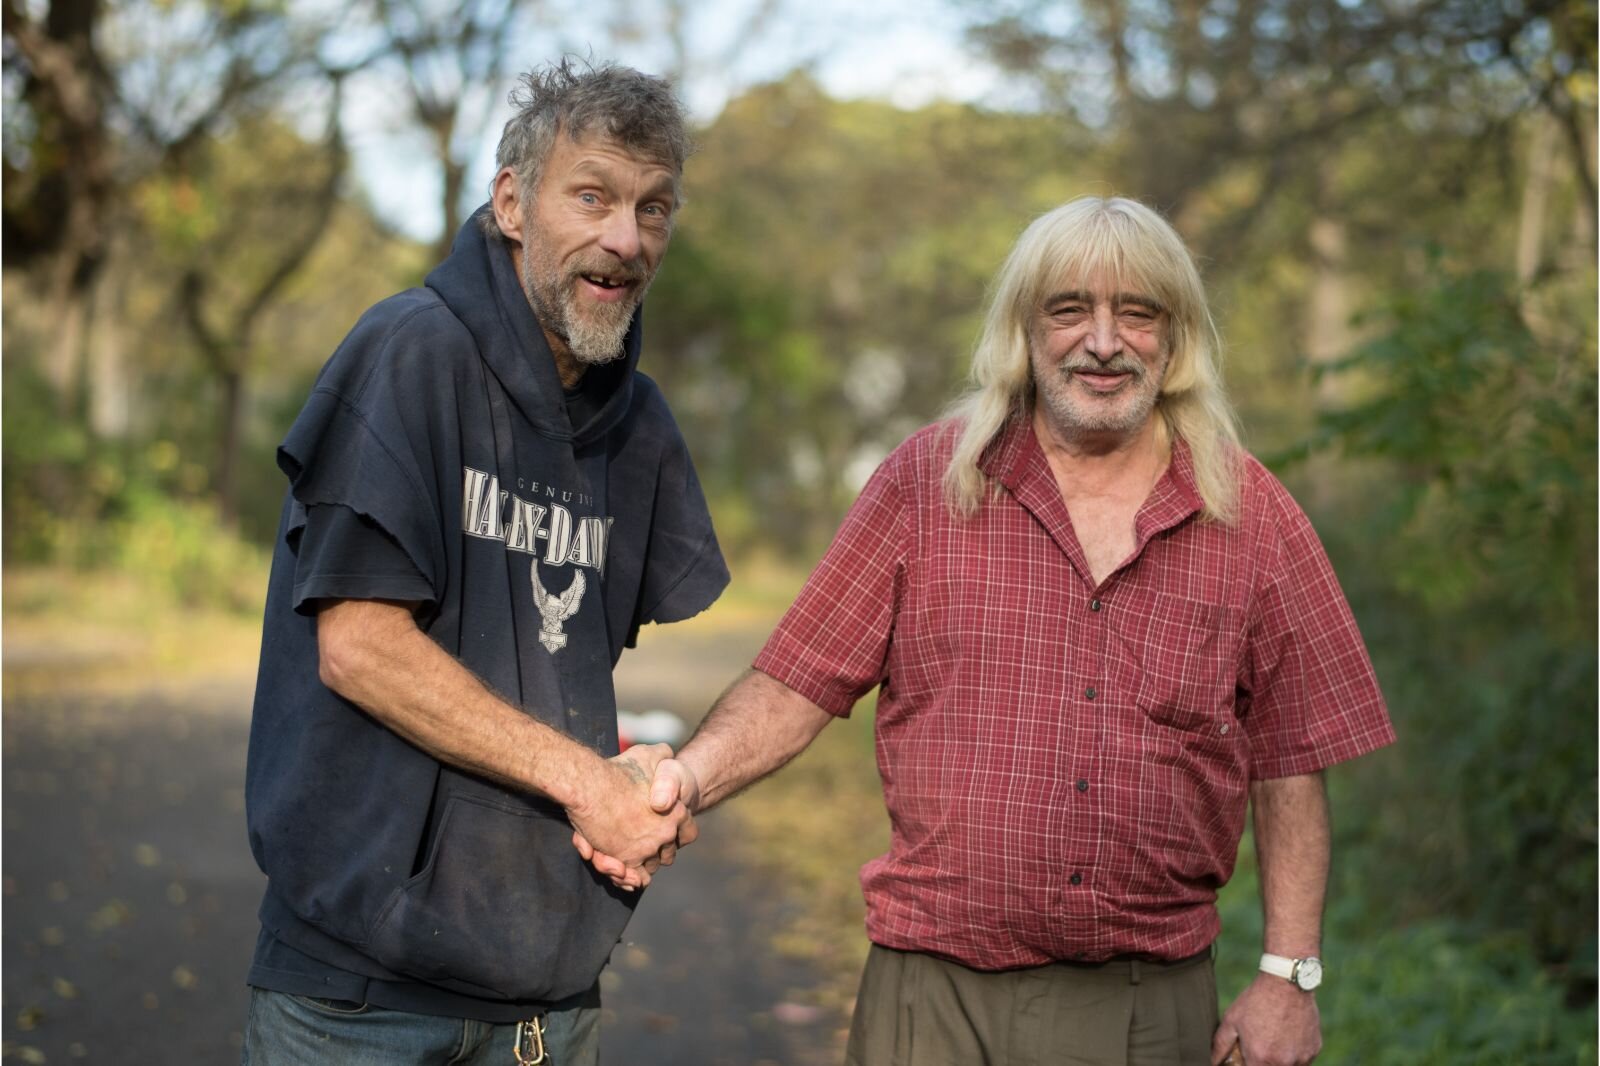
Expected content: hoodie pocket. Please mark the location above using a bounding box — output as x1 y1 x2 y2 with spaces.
364 791 637 1002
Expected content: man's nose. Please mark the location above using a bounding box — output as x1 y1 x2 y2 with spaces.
1083 307 1122 361
597 209 643 263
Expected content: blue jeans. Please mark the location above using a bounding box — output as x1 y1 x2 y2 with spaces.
242 987 601 1065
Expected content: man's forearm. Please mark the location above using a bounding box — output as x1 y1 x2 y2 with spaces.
317 599 692 876
1251 772 1330 957
317 599 600 807
675 668 835 812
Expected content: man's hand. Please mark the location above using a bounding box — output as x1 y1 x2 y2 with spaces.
1211 973 1321 1066
572 670 832 887
573 756 701 889
565 743 697 891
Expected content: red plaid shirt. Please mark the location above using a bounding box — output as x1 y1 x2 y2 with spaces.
753 418 1393 970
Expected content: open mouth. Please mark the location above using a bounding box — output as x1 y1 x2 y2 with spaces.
576 272 636 305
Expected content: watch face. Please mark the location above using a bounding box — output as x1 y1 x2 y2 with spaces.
1295 957 1323 990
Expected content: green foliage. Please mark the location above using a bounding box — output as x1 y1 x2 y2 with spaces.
2 358 269 613
104 486 270 613
1297 261 1597 994
1217 844 1598 1065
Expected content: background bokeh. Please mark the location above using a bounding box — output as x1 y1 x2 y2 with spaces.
4 1 1595 1062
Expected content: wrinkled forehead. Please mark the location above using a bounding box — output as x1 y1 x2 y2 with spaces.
555 130 676 173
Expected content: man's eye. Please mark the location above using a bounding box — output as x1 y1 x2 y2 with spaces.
579 192 600 205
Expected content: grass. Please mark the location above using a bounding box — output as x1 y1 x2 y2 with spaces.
3 564 268 696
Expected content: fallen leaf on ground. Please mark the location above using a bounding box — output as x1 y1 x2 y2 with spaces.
771 1001 822 1025
86 899 132 932
642 1012 678 1034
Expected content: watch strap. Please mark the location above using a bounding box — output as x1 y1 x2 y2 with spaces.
1258 952 1297 980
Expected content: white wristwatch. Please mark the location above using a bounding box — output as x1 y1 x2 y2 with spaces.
1259 952 1323 991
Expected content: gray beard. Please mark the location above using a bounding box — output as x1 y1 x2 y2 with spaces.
1032 351 1167 441
520 234 647 366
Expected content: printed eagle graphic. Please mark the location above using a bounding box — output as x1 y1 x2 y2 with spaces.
531 567 585 653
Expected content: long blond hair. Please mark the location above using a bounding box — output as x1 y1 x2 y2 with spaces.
942 196 1242 523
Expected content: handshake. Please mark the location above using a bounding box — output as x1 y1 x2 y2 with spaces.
565 743 701 892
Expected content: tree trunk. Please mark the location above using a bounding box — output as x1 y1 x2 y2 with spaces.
216 365 245 528
1302 195 1353 511
1516 112 1557 285
1306 214 1351 407
435 155 466 264
88 241 132 439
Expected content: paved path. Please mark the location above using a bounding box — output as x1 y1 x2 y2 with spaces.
2 614 843 1064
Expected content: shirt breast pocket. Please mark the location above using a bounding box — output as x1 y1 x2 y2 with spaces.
1129 593 1243 735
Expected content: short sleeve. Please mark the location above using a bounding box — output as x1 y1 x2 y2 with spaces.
753 457 909 717
291 504 436 614
1241 501 1395 778
631 427 729 634
277 386 445 608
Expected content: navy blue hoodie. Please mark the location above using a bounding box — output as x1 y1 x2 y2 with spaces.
245 208 728 1016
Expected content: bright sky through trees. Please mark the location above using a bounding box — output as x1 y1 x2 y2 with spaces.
347 0 1009 240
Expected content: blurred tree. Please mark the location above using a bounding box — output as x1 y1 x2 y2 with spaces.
647 74 1096 550
1309 256 1597 995
359 0 524 263
958 0 1592 226
3 0 117 418
170 89 349 525
1 0 339 430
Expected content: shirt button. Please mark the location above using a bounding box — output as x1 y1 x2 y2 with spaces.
1219 723 1230 735
1084 687 1097 700
1076 779 1089 793
1070 872 1083 886
1090 599 1103 612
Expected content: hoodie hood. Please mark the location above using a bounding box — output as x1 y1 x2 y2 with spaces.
424 204 642 445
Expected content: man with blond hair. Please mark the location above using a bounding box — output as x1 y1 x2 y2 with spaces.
582 196 1393 1065
243 59 726 1063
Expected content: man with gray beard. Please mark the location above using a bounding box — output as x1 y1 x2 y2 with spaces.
582 196 1394 1066
241 59 726 1064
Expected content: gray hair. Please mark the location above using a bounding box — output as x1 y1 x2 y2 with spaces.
943 196 1242 523
482 57 692 236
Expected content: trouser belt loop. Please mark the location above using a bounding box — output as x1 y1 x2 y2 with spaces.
1129 959 1142 986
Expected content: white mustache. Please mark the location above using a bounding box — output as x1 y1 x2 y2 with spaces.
1063 360 1143 377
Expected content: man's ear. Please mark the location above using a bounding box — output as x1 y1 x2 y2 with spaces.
491 168 525 242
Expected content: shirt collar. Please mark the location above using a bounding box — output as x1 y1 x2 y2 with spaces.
980 413 1205 535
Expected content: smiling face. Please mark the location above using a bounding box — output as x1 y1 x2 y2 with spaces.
1029 281 1171 446
502 132 678 370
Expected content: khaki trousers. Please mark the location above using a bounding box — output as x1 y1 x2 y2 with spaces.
844 944 1218 1066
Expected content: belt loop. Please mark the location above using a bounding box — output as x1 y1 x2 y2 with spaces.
1129 959 1141 986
